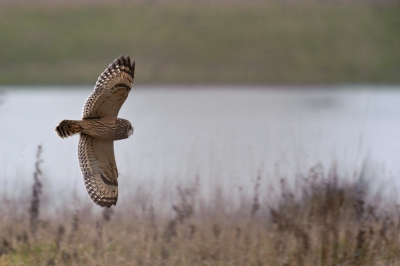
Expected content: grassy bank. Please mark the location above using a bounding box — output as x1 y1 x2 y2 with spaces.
1 147 400 265
0 2 399 85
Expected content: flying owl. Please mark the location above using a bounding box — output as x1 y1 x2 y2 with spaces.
55 56 135 208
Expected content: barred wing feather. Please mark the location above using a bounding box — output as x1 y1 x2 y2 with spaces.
78 134 119 207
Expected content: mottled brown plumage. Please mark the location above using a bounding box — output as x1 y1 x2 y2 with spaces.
55 56 135 207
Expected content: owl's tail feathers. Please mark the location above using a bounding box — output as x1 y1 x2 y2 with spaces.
56 120 83 138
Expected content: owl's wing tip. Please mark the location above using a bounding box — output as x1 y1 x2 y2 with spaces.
115 55 135 72
97 200 117 208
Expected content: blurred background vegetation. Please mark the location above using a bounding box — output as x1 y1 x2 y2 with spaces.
0 0 399 85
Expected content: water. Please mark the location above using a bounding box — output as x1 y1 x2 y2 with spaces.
1 85 400 210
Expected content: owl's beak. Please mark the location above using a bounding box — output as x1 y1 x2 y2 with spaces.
128 126 134 137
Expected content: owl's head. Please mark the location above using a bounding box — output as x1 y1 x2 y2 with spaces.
116 118 134 140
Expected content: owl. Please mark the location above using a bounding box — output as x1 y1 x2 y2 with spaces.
55 56 135 207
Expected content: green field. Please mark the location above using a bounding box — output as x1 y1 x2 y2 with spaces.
0 2 399 84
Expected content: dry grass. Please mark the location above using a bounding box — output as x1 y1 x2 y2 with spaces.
0 147 400 265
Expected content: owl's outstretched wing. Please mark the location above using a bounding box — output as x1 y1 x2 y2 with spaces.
83 56 135 119
78 133 119 207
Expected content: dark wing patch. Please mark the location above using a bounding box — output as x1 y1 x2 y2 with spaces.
83 56 135 119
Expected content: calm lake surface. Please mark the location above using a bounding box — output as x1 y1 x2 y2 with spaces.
0 85 399 211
